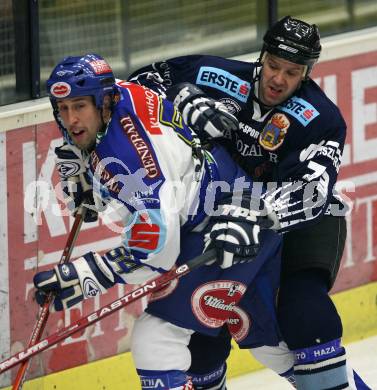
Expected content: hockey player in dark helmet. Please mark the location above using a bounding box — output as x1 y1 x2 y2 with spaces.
129 14 371 390
257 16 321 106
261 16 321 78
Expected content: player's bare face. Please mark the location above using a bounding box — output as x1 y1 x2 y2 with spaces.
57 96 101 150
259 54 305 107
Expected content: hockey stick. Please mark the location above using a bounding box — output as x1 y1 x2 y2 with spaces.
11 206 87 390
0 248 217 375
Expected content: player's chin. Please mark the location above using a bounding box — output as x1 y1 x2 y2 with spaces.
262 95 282 107
73 137 96 151
265 88 287 106
72 141 88 151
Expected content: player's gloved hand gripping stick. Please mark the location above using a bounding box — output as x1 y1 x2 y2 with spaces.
11 206 87 390
0 248 217 376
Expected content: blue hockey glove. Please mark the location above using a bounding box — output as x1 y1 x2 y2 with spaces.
166 82 239 139
204 191 275 269
55 143 98 222
33 252 116 311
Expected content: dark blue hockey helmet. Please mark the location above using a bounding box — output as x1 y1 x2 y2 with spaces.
46 53 115 142
261 16 321 78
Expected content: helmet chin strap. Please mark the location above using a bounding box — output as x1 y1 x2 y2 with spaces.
249 64 276 111
100 108 110 128
93 104 113 150
96 92 116 140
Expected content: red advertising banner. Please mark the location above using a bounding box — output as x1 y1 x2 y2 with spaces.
312 51 377 292
0 50 376 385
4 123 145 383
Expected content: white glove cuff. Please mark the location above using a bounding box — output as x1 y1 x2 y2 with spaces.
74 254 114 298
55 144 89 179
263 199 281 231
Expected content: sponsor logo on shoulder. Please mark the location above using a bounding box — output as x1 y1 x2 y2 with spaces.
196 66 251 102
278 96 320 126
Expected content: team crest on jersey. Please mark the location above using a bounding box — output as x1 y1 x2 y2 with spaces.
259 113 290 151
191 281 246 328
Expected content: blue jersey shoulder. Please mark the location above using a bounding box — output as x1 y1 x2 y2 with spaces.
155 55 255 103
278 79 346 134
91 86 165 212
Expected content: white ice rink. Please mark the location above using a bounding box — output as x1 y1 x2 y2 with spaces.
228 335 377 389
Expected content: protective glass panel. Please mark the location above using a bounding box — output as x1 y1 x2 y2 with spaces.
0 1 17 106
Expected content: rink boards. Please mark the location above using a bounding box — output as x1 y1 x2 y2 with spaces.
0 27 377 389
2 281 376 389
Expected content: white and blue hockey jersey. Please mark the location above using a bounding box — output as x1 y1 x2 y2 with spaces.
88 81 283 344
89 81 218 284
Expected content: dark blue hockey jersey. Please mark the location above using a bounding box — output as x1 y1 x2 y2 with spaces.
129 55 347 232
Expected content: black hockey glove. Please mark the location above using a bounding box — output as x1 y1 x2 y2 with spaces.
55 143 98 222
204 191 275 269
129 71 168 96
166 82 239 139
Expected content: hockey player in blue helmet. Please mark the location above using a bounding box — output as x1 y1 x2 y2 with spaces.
47 53 116 149
35 53 285 390
129 15 371 390
46 54 117 220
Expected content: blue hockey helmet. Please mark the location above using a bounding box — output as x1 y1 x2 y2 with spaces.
261 16 321 79
46 53 115 142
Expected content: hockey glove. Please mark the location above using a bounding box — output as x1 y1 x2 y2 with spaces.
204 191 275 269
129 71 168 96
55 143 98 222
166 82 239 139
204 220 262 269
33 252 116 311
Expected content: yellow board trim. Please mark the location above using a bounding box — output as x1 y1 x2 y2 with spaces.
3 281 377 390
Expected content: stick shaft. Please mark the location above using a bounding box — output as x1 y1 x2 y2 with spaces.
1 248 216 375
11 209 86 389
